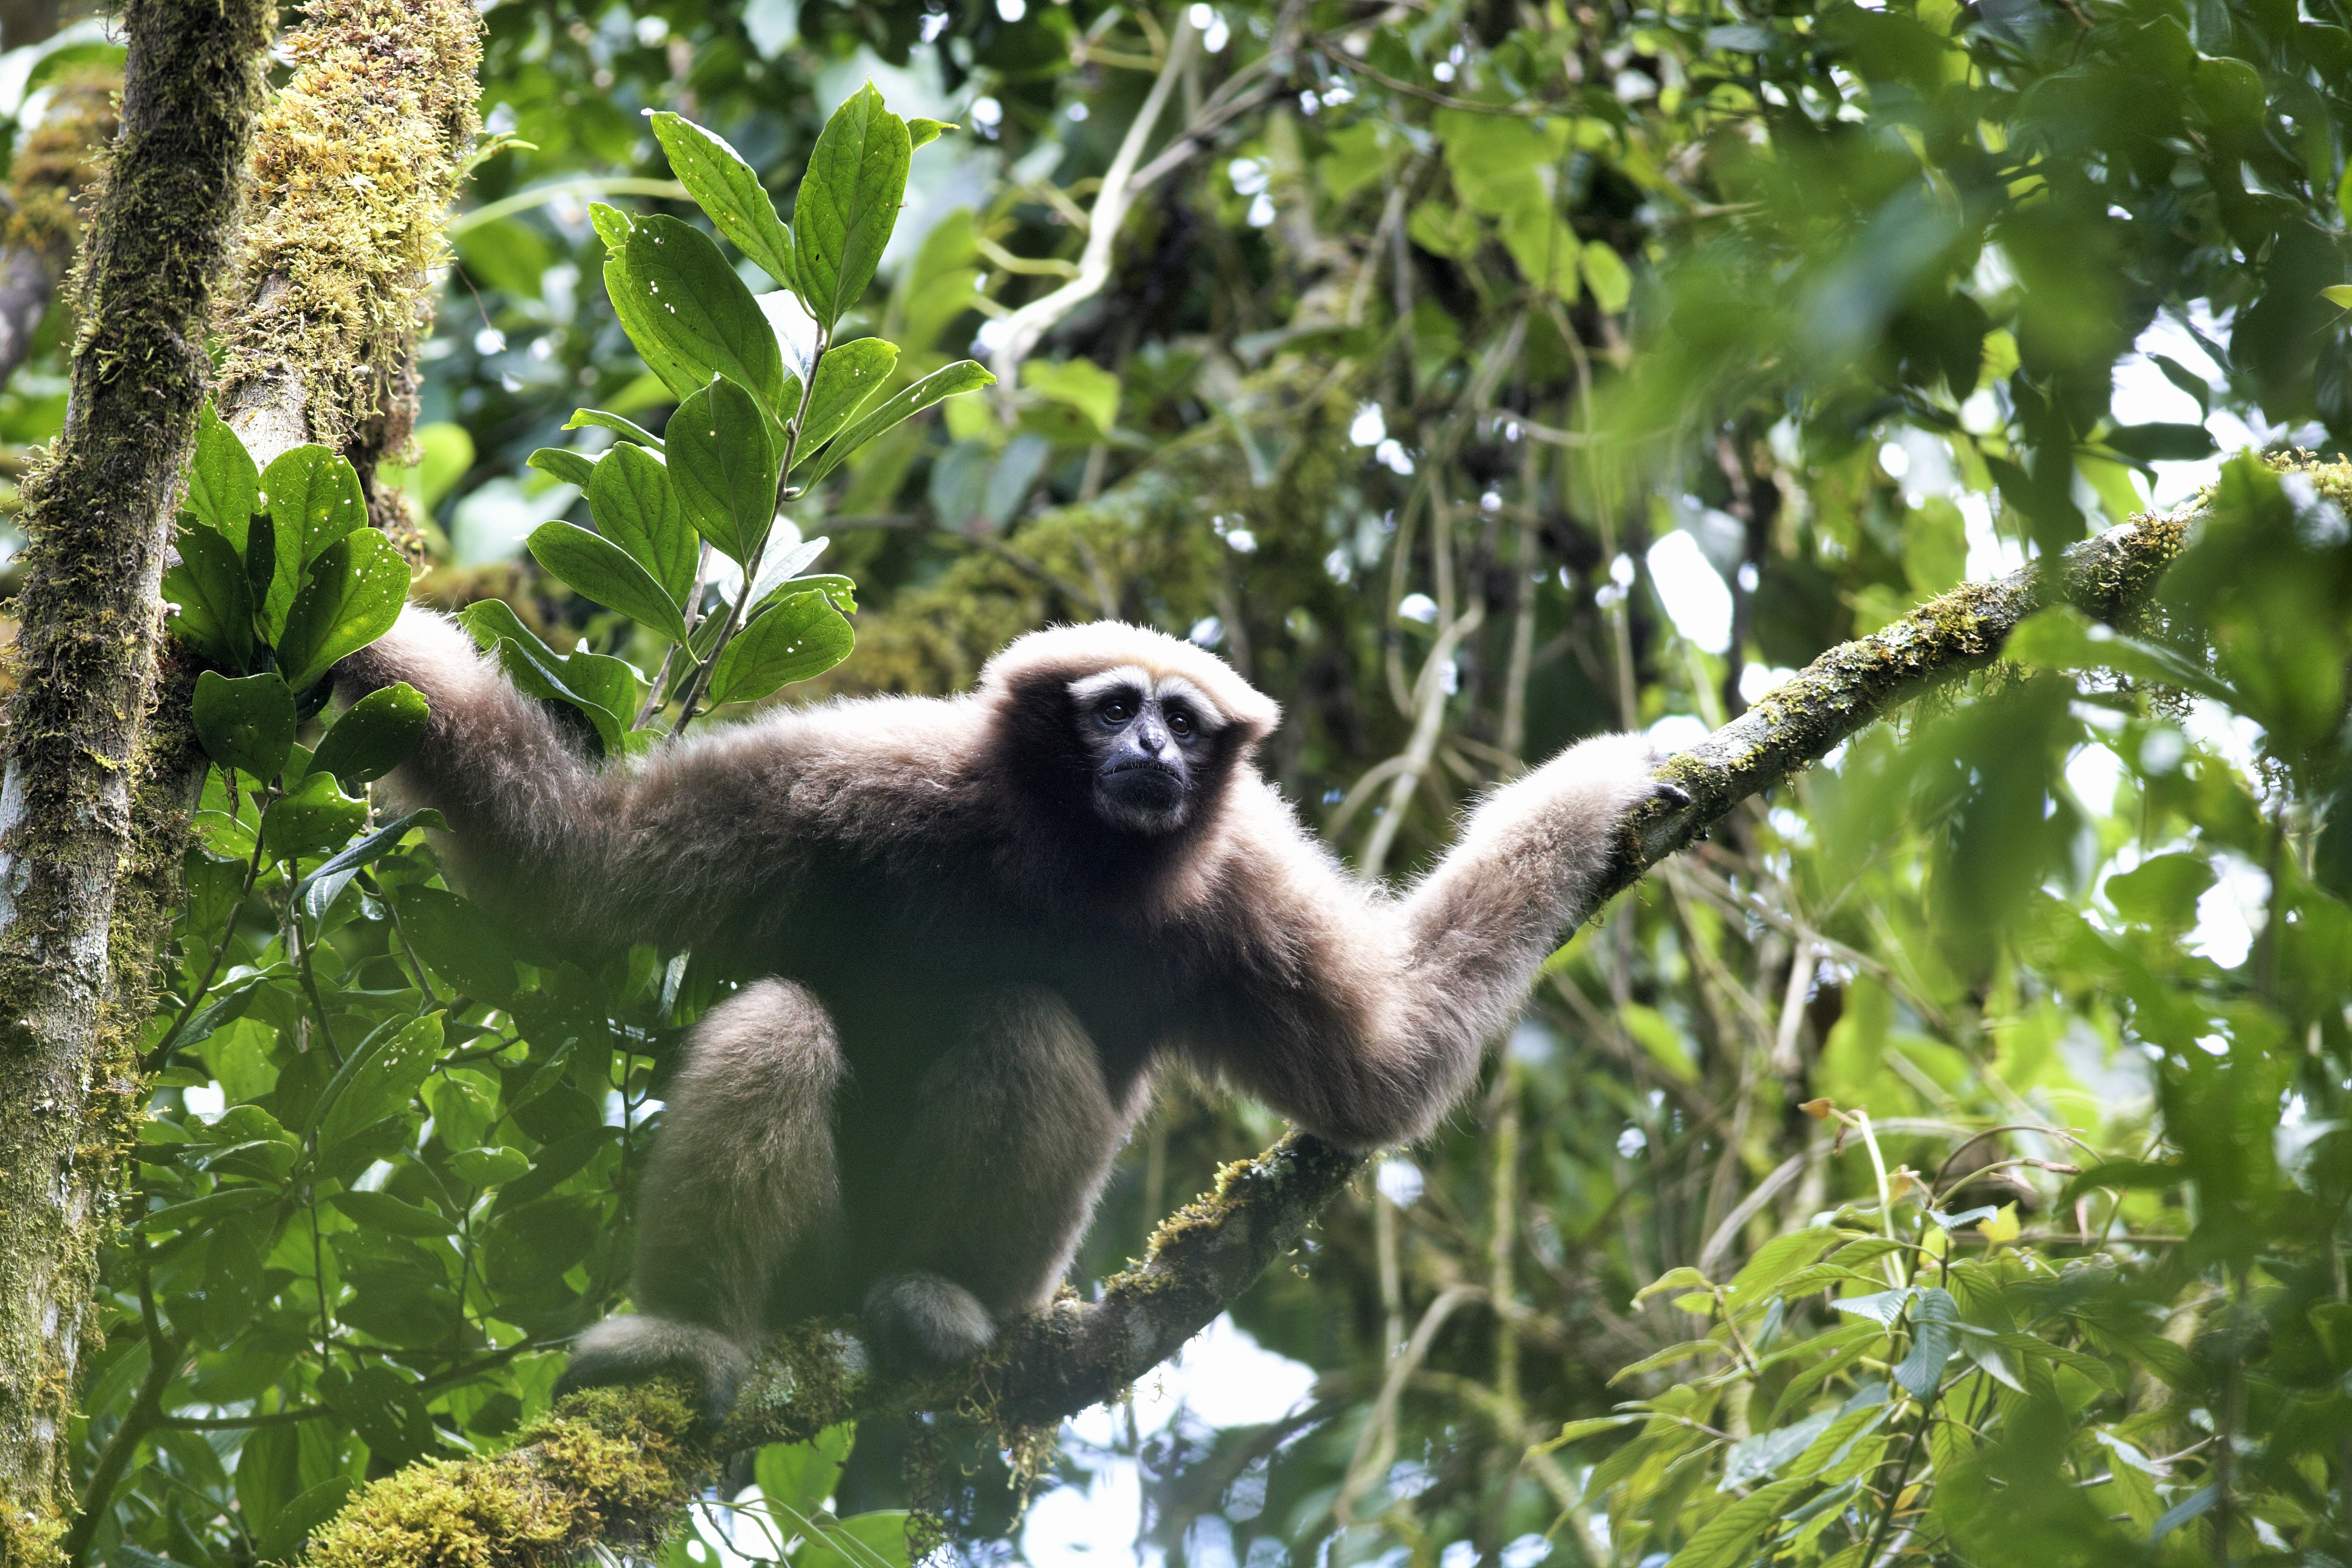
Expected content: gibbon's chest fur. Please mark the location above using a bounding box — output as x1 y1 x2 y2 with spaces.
614 685 1320 1098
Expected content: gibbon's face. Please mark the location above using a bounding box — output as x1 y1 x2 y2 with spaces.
1068 666 1226 835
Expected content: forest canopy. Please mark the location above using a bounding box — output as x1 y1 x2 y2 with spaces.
0 0 2348 1562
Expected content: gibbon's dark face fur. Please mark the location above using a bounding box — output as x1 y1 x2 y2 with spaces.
1074 666 1221 833
335 612 1666 1418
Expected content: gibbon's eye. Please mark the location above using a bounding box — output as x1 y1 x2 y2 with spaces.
1097 697 1137 727
1166 708 1196 740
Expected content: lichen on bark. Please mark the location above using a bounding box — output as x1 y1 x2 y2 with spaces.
211 0 481 484
0 0 274 1556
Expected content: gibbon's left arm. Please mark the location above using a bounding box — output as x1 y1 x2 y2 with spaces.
334 607 839 957
1191 732 1668 1150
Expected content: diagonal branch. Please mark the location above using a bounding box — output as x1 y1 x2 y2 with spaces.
292 501 2197 1568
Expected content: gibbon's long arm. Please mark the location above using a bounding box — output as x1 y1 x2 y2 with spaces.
334 608 850 956
1187 733 1664 1151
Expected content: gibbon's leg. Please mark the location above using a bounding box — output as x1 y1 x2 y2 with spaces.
557 979 843 1418
859 987 1145 1369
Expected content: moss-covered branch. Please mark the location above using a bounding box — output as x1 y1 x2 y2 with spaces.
212 0 480 482
293 496 2204 1568
0 0 272 1558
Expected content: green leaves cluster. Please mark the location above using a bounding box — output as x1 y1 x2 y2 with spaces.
165 410 409 702
523 89 992 735
1574 1135 2219 1568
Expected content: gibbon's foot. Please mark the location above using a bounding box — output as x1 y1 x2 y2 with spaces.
863 1272 995 1370
1652 779 1691 809
554 1315 753 1424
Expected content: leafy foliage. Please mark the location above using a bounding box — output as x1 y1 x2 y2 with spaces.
39 0 2352 1559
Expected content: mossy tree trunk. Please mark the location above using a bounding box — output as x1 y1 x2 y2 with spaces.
0 0 273 1558
292 500 2201 1568
212 0 480 483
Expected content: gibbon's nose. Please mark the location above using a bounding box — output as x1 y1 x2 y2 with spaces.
1135 715 1175 761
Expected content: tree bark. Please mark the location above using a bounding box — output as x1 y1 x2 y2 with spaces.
288 495 2204 1568
0 0 272 1558
211 0 480 489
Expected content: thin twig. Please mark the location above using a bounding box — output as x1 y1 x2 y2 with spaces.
990 11 1199 386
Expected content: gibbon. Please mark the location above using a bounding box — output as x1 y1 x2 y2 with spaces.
337 610 1671 1413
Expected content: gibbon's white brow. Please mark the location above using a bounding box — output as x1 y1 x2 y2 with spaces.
1066 668 1229 729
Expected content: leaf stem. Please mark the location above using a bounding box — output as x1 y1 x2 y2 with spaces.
144 768 271 1073
669 334 828 734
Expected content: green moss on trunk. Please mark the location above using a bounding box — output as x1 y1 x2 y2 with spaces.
0 0 272 1557
212 0 481 481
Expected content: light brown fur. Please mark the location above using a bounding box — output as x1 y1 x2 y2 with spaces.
338 609 1662 1399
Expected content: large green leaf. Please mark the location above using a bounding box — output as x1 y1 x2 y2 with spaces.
708 589 853 705
260 771 368 860
307 682 429 787
529 521 690 642
313 1012 445 1159
163 527 256 669
276 529 410 692
563 408 665 452
192 670 295 779
648 112 797 289
792 82 912 331
454 598 636 753
327 1189 457 1237
797 1511 912 1568
793 360 995 489
792 338 900 460
394 886 517 1002
263 445 369 566
527 448 598 489
246 509 299 645
187 404 260 550
608 216 786 416
254 1478 353 1568
588 440 698 605
753 1425 855 1524
668 376 781 565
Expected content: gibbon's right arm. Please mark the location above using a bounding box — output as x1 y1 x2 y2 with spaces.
1192 732 1671 1152
334 607 805 957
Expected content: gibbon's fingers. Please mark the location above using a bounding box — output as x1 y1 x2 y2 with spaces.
555 1315 752 1423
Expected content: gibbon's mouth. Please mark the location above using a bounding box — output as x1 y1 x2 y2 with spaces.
1098 759 1188 824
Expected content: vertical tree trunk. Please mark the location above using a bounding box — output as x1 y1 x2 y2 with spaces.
0 0 273 1557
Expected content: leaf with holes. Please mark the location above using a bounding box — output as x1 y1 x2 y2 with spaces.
649 111 796 289
192 670 295 779
709 589 854 704
276 529 410 692
608 215 786 416
263 445 369 566
792 82 911 331
587 440 698 605
669 376 781 564
306 682 429 787
528 521 690 642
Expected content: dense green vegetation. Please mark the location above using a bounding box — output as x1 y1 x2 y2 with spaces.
5 0 2352 1558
